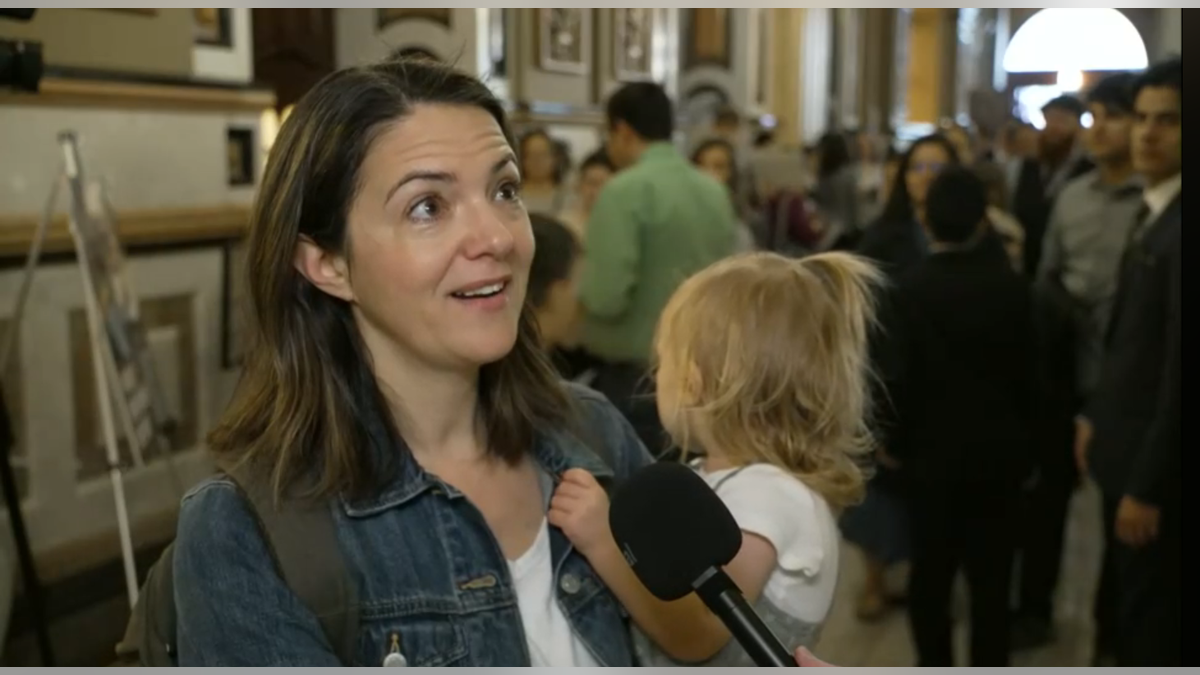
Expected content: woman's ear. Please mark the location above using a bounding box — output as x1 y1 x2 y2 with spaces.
294 236 354 302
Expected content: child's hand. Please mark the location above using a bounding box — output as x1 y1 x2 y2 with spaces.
548 468 612 558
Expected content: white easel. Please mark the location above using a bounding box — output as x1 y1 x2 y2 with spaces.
0 132 179 609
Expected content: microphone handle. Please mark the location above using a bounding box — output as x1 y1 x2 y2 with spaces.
695 568 797 667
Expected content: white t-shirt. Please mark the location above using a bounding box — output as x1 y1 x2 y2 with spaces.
507 518 601 667
696 463 840 625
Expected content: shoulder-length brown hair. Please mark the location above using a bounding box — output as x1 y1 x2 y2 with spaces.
211 58 570 502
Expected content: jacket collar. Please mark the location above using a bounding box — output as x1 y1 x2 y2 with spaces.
339 420 613 518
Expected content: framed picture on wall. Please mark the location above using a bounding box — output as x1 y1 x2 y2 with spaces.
682 8 732 70
377 9 452 30
193 8 232 47
537 8 587 75
613 9 654 81
226 127 255 187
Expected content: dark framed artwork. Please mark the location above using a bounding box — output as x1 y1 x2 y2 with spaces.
682 8 732 70
489 8 508 78
226 127 255 187
377 9 452 30
193 8 232 47
537 8 587 75
613 8 654 81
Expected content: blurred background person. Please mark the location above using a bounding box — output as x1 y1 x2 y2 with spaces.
1000 120 1041 200
854 130 889 224
842 134 961 621
857 134 960 277
1021 71 1143 656
811 131 862 250
691 138 757 251
518 128 570 215
528 213 597 384
559 149 614 240
879 166 1039 667
1011 95 1094 277
580 81 738 456
973 161 1025 271
1078 57 1181 667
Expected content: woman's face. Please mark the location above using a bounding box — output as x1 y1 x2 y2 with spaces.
577 164 612 214
695 145 734 189
323 103 533 373
905 142 951 208
521 134 558 185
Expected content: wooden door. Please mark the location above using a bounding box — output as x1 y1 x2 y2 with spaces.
252 8 336 111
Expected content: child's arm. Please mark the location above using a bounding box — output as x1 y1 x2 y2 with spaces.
549 469 779 663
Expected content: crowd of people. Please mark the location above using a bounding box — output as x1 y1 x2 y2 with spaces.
145 51 1180 667
518 57 1180 668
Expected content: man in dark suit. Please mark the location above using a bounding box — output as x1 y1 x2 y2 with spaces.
1011 95 1095 277
878 166 1040 667
1077 57 1181 667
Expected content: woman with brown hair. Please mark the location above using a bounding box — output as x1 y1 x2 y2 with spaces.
517 128 570 215
169 57 653 666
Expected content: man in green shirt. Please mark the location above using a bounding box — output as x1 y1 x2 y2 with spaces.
579 82 739 454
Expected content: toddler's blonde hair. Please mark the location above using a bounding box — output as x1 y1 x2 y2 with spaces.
654 251 883 509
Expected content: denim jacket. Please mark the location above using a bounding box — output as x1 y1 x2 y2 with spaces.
172 383 653 666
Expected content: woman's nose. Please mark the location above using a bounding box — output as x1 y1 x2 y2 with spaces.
462 205 516 258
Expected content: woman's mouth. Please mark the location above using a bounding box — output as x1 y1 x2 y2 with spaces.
452 281 507 299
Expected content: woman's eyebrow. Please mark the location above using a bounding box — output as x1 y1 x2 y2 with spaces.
384 152 519 204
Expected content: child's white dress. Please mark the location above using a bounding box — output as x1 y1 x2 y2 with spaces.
633 462 841 666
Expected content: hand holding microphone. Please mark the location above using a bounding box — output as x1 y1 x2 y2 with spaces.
552 463 840 667
607 462 798 667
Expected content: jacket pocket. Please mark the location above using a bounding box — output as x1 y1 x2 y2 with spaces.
357 614 468 667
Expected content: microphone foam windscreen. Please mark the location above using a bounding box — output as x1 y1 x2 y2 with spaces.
609 462 742 601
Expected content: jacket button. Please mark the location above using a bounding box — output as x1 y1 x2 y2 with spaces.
560 573 582 594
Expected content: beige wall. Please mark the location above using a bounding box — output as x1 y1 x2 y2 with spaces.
0 8 192 78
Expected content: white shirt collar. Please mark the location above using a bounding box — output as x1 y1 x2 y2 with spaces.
1144 173 1182 222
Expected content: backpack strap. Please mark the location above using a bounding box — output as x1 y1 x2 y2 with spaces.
227 467 360 666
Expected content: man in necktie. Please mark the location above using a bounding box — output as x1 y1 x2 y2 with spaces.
1019 71 1144 659
1075 57 1182 667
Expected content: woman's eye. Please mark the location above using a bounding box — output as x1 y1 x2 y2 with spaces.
408 197 441 221
495 181 521 202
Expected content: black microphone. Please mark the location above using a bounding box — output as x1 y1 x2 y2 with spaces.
609 462 797 667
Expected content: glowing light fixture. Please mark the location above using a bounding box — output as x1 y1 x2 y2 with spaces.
1057 70 1084 92
1003 8 1148 74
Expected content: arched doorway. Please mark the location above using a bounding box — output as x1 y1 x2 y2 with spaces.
1002 9 1148 128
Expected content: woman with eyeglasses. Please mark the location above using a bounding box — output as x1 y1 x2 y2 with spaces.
841 134 960 621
